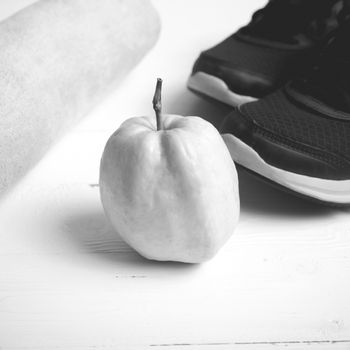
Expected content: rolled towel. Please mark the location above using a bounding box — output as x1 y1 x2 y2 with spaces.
0 0 160 197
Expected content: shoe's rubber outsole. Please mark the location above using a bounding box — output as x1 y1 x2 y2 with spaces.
187 72 257 107
223 133 350 206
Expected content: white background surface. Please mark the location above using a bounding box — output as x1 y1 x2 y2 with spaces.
1 0 350 349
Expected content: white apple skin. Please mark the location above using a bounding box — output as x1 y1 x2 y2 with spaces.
99 114 239 263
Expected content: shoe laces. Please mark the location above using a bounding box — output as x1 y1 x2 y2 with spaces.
287 1 350 113
246 0 339 44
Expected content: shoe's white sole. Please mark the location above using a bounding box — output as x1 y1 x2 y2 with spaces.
187 72 257 107
223 133 350 205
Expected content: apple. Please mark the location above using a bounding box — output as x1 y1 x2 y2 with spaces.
99 79 239 263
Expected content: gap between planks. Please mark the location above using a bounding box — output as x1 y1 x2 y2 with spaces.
149 339 350 347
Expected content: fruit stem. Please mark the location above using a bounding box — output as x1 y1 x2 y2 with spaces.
153 78 163 131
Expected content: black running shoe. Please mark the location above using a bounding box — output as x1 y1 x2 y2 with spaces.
220 4 350 205
188 0 339 106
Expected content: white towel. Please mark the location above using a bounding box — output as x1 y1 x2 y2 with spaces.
0 0 160 196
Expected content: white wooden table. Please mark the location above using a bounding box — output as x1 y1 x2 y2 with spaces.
1 1 350 349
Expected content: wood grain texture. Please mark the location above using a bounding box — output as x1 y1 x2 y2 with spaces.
1 0 350 349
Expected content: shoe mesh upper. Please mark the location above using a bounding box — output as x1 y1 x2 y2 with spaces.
240 89 350 159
